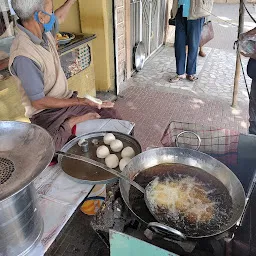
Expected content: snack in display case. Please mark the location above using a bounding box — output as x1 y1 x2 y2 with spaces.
60 44 91 79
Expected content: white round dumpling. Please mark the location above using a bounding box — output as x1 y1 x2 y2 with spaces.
105 154 119 169
121 146 135 158
103 133 116 145
110 139 123 153
119 157 131 171
96 145 110 159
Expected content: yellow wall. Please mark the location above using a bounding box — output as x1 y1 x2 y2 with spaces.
53 0 81 34
68 64 96 97
67 42 96 97
105 0 115 92
0 77 29 122
78 0 115 91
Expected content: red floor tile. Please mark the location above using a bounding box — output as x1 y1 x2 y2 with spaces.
115 86 248 151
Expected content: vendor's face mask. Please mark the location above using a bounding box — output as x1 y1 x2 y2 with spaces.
34 11 56 33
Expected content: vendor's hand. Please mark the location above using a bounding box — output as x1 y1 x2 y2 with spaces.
77 98 114 109
241 52 256 60
77 97 102 109
240 28 256 41
101 101 115 109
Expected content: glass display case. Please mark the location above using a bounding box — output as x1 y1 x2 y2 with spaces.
60 43 91 79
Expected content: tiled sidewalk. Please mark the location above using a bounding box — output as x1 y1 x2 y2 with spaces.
122 46 251 106
115 84 248 151
116 40 251 150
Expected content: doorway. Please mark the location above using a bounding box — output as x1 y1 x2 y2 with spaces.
130 0 166 72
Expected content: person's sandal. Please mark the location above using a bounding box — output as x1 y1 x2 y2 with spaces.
169 74 186 83
186 75 198 82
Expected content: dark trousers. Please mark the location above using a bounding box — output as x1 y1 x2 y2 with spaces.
175 7 204 75
249 80 256 135
30 93 121 151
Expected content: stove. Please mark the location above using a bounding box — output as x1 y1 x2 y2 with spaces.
91 185 232 256
90 134 256 256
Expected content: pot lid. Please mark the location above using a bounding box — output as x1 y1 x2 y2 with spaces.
0 121 55 201
135 41 146 71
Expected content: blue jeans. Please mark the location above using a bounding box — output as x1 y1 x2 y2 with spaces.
249 80 256 135
175 8 204 75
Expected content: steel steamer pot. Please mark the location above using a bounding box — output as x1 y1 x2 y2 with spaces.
0 121 55 256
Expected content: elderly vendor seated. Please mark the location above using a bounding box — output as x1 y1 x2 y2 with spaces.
9 0 121 151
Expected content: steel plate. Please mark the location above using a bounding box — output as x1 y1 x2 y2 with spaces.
135 41 146 71
58 131 142 184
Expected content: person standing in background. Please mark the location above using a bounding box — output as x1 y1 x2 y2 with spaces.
241 27 256 135
170 0 213 82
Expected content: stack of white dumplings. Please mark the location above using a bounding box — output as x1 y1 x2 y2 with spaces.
96 133 135 171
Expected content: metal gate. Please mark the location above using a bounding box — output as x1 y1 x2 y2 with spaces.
130 0 166 71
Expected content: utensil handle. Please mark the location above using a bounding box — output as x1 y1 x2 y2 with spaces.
175 131 201 151
147 222 186 241
56 151 145 194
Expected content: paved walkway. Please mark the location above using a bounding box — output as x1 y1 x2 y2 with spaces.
129 46 250 106
116 84 248 150
116 45 250 149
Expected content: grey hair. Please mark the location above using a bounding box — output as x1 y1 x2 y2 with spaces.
11 0 45 21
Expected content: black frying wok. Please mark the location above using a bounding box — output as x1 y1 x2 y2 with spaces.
119 147 246 239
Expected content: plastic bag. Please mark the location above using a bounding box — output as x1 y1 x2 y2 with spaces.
239 33 256 55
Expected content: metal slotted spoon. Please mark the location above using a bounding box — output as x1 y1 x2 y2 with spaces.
56 151 186 240
57 151 145 193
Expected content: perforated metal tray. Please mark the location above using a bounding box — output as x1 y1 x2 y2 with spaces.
58 131 142 184
0 121 55 201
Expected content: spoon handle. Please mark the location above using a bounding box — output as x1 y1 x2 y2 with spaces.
56 151 145 194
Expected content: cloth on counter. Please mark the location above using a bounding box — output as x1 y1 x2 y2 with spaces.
75 119 135 136
161 121 240 166
30 92 122 151
33 165 94 254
